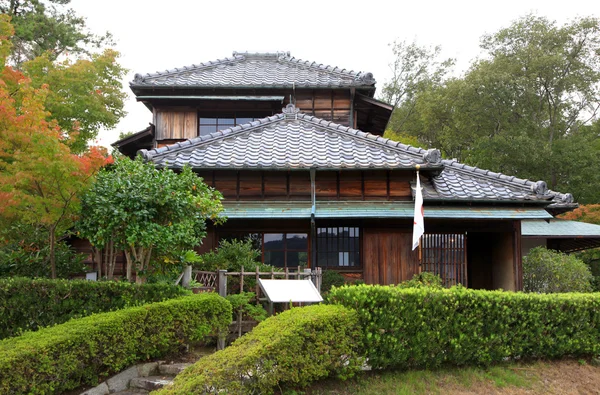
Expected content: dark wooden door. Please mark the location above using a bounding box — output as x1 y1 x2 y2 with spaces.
363 229 418 285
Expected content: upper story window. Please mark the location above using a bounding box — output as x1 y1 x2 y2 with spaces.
199 112 271 136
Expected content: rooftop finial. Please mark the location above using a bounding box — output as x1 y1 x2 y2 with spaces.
282 103 300 119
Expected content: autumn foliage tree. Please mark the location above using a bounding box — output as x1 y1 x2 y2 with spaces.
0 15 111 278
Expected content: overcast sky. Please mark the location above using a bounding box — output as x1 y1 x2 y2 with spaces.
69 0 600 148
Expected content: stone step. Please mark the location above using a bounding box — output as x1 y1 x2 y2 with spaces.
159 362 192 375
129 376 173 391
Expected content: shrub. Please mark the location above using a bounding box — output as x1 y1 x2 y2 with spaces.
328 284 600 370
396 272 443 289
198 238 280 293
154 304 362 395
523 247 593 293
0 293 232 394
0 223 86 278
0 277 190 339
321 270 346 294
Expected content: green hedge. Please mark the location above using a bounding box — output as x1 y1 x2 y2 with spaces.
328 285 600 370
0 277 190 339
155 304 362 395
0 293 231 394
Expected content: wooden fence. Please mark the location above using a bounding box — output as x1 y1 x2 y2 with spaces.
183 267 323 344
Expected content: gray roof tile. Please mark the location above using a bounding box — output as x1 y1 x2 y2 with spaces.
130 52 376 89
139 106 439 171
139 105 574 207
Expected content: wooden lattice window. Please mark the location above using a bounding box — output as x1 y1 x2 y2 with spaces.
421 233 467 287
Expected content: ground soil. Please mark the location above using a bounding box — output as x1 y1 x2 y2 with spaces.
466 360 600 395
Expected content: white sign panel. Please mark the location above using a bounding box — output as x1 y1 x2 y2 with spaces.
258 279 323 303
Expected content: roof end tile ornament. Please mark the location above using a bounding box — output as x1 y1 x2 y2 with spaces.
138 149 152 161
357 72 376 85
133 73 144 83
531 180 548 195
423 148 442 165
559 192 574 203
282 103 300 119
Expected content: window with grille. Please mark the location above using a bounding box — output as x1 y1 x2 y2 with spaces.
316 227 360 268
421 233 467 287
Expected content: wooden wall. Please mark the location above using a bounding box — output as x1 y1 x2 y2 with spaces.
362 229 419 285
293 90 351 125
151 89 353 142
197 170 412 201
155 110 198 140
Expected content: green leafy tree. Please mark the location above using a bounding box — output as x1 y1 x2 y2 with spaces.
379 40 454 133
523 246 593 293
21 49 127 153
78 157 225 283
0 0 112 66
388 15 600 203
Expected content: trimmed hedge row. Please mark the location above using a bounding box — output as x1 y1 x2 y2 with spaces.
0 293 232 394
0 277 190 339
154 304 362 395
328 284 600 370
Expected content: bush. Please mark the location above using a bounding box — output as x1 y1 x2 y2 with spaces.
321 270 346 294
0 223 86 278
0 293 232 394
328 284 600 370
199 238 280 293
396 272 443 289
523 247 593 293
0 277 190 339
154 304 362 395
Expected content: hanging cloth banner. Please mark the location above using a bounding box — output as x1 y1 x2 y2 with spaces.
412 166 424 251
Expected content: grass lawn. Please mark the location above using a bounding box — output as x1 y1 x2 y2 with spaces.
285 359 600 394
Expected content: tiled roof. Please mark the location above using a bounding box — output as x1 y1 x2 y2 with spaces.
130 52 376 89
139 105 574 207
140 105 441 170
417 159 574 206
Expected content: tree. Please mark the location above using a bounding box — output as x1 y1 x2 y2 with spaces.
78 157 225 283
379 40 454 133
523 246 593 293
388 15 600 203
22 50 127 153
0 0 111 66
0 15 111 278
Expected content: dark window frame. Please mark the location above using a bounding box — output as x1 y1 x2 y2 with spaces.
316 226 361 269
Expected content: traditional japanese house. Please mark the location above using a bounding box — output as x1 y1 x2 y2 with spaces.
114 51 582 291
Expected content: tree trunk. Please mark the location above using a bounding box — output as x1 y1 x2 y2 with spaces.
107 239 116 280
49 226 57 279
92 246 102 278
124 250 133 282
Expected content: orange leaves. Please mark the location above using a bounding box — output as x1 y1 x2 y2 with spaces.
560 204 600 225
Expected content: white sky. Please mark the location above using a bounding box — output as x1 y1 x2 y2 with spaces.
69 0 600 149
